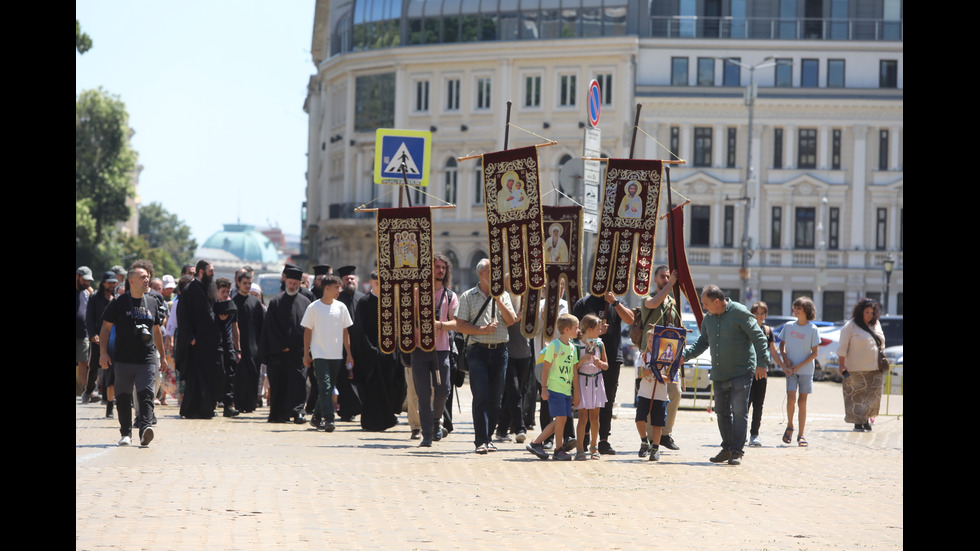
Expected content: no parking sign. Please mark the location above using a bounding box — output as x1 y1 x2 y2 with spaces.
587 79 601 128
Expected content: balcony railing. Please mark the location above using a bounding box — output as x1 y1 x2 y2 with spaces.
649 16 902 41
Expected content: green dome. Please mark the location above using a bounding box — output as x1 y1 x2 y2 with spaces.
202 224 280 264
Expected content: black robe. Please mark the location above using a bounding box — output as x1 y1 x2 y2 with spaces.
177 279 221 419
260 291 310 422
350 293 404 431
335 289 365 420
233 293 264 413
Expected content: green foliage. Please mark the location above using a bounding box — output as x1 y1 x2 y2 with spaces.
76 20 93 54
138 202 198 267
76 88 138 262
119 233 180 279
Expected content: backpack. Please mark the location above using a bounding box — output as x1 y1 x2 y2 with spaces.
629 307 655 349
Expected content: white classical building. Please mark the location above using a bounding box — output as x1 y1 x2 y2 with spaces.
303 0 903 320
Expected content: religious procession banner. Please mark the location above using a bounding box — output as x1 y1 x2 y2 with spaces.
482 145 546 297
648 325 686 384
376 206 434 354
667 204 705 327
521 205 584 339
590 158 663 297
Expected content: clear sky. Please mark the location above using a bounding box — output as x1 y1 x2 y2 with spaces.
75 1 316 247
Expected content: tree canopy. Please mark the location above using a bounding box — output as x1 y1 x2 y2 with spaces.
76 20 92 54
138 202 198 269
76 88 139 267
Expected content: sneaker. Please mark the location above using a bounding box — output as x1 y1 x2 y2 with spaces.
515 431 526 444
475 444 488 454
853 424 866 432
598 441 616 455
543 439 554 450
527 442 549 460
118 435 132 446
81 392 92 404
495 432 512 443
140 427 154 447
411 429 422 440
660 434 680 450
638 440 651 458
648 447 661 462
709 449 733 463
553 448 572 461
728 452 742 466
575 451 589 461
323 422 336 433
749 435 762 447
562 438 578 452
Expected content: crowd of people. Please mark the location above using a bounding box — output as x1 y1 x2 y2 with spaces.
76 257 890 461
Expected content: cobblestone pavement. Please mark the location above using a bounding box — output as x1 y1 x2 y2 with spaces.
76 374 902 551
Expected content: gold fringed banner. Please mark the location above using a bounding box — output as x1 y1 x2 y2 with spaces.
377 206 434 354
482 145 546 297
521 205 584 339
590 159 662 297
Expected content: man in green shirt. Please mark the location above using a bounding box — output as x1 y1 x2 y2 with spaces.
683 285 770 466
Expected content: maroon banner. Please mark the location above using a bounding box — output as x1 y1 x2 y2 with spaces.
522 205 584 339
590 158 662 297
376 207 434 354
668 204 704 328
482 146 546 297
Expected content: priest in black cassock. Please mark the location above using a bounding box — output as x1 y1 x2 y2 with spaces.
335 265 364 422
177 260 221 419
232 270 264 413
260 267 311 424
349 271 405 431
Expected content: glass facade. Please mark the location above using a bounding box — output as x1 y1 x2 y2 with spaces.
332 0 902 56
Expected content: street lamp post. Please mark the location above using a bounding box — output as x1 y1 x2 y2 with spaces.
882 255 895 315
720 56 780 303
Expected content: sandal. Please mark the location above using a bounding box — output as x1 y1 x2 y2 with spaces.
590 447 601 460
782 427 794 444
798 435 808 447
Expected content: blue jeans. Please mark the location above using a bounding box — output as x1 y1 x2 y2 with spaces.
466 344 508 447
714 372 753 455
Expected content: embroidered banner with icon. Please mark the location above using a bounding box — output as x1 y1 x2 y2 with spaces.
482 145 546 297
647 324 686 384
521 205 584 339
377 207 434 354
590 158 662 297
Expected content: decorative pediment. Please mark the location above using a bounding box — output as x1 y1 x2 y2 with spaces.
778 174 832 196
672 171 728 195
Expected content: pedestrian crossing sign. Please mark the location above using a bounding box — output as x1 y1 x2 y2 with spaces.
374 129 432 186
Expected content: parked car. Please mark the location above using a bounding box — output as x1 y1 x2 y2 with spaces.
879 316 904 347
679 313 712 394
882 344 903 394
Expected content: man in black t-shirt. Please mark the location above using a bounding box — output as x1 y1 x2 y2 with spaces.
100 267 168 447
